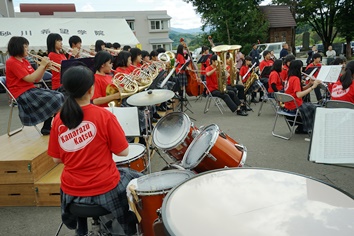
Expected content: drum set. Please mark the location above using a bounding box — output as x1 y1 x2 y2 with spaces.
111 89 248 235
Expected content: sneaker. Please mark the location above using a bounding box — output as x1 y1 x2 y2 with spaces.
236 110 248 116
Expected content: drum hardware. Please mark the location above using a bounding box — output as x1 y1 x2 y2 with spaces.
206 153 217 162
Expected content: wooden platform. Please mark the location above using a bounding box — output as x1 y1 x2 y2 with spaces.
0 184 36 206
34 164 63 206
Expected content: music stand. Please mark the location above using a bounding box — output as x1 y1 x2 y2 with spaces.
148 70 167 90
176 61 190 75
260 66 272 78
316 65 342 83
197 54 211 64
60 58 95 83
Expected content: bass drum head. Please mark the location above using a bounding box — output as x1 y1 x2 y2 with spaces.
181 124 219 170
112 143 145 163
152 112 191 150
135 170 195 196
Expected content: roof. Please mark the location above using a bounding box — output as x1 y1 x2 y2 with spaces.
147 15 171 20
20 4 76 15
260 5 296 28
149 38 173 44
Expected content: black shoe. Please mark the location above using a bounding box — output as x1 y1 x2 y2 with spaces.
40 128 50 135
166 106 173 110
236 110 248 116
157 106 166 112
241 105 252 111
151 118 158 123
295 127 308 134
250 98 259 103
153 113 162 119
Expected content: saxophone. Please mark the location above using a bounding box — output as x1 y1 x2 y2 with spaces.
244 71 259 93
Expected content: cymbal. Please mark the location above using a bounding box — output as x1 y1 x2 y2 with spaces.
127 89 175 106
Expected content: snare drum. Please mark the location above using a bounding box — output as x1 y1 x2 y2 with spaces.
181 124 247 173
130 170 195 236
161 168 354 235
113 143 147 172
152 112 199 161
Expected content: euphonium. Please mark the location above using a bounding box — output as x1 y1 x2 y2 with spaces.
106 73 139 107
212 45 230 93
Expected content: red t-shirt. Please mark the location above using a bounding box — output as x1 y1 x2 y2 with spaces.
200 55 210 76
115 66 132 75
5 56 36 99
305 62 322 78
48 104 128 197
284 76 303 110
205 65 218 92
331 80 354 104
176 54 186 73
239 65 251 84
280 65 289 82
92 74 113 107
48 52 67 90
259 59 274 75
268 71 283 93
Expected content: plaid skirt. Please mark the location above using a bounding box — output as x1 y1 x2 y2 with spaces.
17 88 64 126
299 102 317 133
61 167 143 235
177 72 188 87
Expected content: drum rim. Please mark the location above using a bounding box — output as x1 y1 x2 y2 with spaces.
161 167 354 235
181 123 219 169
152 112 192 150
134 169 195 196
113 143 146 163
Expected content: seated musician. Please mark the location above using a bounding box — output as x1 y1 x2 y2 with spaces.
284 60 322 134
91 51 121 107
48 65 142 236
150 50 159 61
68 35 82 59
123 45 131 52
5 36 64 135
268 60 283 97
327 58 345 93
94 40 105 54
47 33 67 91
113 42 121 50
129 48 143 71
304 53 323 103
239 56 260 103
141 50 151 63
280 54 295 82
114 51 133 74
330 60 354 104
259 50 274 100
205 55 248 116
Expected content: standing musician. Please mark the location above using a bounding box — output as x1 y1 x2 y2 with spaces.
175 44 188 99
268 59 283 97
240 56 260 103
5 36 64 135
304 53 322 103
47 33 67 91
68 35 82 59
91 51 120 107
280 54 296 82
200 46 211 82
48 65 142 236
330 60 354 104
206 55 248 116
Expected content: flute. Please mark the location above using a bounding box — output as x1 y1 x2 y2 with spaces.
243 62 256 80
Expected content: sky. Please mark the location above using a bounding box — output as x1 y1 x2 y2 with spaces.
12 0 272 29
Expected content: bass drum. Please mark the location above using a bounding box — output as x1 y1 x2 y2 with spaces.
152 112 199 162
181 124 247 173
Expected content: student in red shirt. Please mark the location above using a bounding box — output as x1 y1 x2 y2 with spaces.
239 56 260 103
280 54 295 82
175 44 188 98
268 59 283 96
94 39 105 54
284 60 322 134
5 36 64 135
67 35 82 59
331 60 354 104
114 51 132 74
47 33 68 90
305 53 322 102
206 55 248 116
259 50 274 100
48 65 142 236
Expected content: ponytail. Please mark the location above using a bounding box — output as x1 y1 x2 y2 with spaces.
60 66 94 129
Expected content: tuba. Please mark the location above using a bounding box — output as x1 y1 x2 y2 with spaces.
106 73 139 107
212 45 230 93
228 45 242 87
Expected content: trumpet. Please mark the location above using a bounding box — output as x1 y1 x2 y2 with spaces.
104 47 122 55
106 73 139 107
28 52 61 72
64 46 94 58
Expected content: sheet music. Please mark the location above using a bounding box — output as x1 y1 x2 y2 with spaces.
316 65 342 83
310 108 354 164
105 107 140 137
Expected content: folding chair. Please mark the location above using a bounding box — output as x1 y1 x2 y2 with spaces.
272 92 302 140
201 81 226 114
325 100 354 109
0 76 41 136
257 81 277 116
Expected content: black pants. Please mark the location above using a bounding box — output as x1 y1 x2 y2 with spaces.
211 90 239 112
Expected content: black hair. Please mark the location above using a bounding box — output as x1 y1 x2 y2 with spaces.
288 60 303 82
95 40 105 52
312 53 322 60
284 54 295 64
177 44 184 55
263 50 271 58
331 58 344 65
94 51 112 72
340 60 354 90
60 66 95 129
156 47 166 54
141 50 150 59
105 42 112 48
130 48 142 63
242 56 252 66
114 51 131 68
7 36 29 57
271 59 283 73
113 42 121 49
68 35 82 48
47 33 63 53
123 45 131 51
202 46 209 54
150 50 158 58
210 54 218 63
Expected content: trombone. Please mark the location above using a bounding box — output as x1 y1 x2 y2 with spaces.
28 52 61 72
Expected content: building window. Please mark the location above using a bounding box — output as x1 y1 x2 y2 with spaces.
127 21 135 31
150 20 169 31
152 44 172 51
152 44 164 50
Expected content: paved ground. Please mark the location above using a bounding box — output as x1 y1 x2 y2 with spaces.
0 92 353 236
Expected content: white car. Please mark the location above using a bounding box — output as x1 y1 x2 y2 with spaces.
256 42 285 61
192 47 202 63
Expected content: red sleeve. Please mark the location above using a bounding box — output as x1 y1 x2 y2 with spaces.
259 61 266 72
240 66 250 83
47 114 61 158
107 113 129 155
176 54 186 73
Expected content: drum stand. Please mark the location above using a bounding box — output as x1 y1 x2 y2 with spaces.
143 106 153 174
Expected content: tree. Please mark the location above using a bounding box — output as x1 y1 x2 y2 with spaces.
335 1 354 59
183 0 268 54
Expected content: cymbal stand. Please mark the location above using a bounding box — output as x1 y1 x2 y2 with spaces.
143 105 153 174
